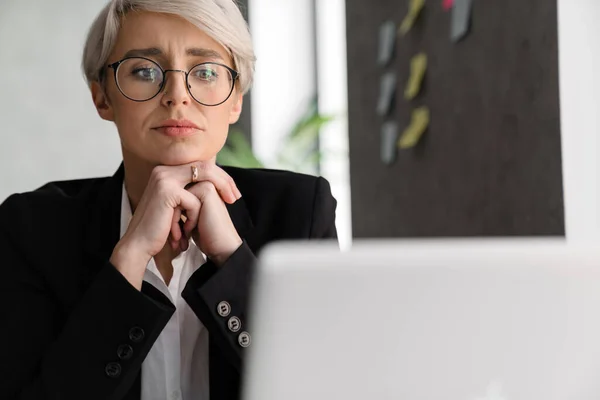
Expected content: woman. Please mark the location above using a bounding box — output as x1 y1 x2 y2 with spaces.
0 1 337 399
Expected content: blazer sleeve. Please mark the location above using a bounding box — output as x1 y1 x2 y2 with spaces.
0 195 176 400
181 175 338 372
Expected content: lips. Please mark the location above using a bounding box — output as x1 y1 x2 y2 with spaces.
154 119 200 137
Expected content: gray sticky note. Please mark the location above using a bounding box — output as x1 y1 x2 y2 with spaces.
451 0 473 42
376 72 397 117
381 121 399 165
378 21 397 67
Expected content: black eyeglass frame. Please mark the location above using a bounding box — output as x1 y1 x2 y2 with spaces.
106 56 240 106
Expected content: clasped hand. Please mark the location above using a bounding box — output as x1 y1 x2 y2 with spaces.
110 162 243 290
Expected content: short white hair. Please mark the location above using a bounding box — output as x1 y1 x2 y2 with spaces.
82 0 255 94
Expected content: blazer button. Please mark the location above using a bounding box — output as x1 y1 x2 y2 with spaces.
117 344 134 360
238 331 251 348
228 316 242 333
217 301 231 317
129 327 145 343
105 362 122 378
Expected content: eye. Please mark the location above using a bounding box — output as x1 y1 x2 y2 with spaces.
131 67 161 82
193 67 219 82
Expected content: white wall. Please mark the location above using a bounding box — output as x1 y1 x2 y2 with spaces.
248 0 316 167
315 0 352 249
249 0 353 248
0 0 122 202
557 0 600 241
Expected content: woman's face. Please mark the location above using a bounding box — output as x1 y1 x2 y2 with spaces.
91 12 243 166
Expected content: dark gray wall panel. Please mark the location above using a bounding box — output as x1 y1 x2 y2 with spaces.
346 0 564 237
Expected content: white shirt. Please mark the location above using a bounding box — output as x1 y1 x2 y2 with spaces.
120 184 209 400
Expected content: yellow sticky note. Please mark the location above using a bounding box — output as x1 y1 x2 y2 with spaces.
398 106 430 149
404 53 427 100
399 0 426 36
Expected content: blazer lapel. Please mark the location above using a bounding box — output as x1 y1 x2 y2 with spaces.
81 163 124 281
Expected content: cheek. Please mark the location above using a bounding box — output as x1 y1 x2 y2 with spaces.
205 107 235 135
113 100 153 136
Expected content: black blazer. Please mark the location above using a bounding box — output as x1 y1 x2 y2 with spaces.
0 164 337 400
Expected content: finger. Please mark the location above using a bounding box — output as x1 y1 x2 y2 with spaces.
178 218 187 238
232 182 242 199
209 167 238 204
152 162 238 203
167 230 174 246
183 217 196 238
216 168 241 200
186 181 217 203
152 161 212 188
190 163 237 203
212 165 241 201
171 208 182 242
179 237 189 252
226 172 242 200
167 226 177 250
177 188 201 234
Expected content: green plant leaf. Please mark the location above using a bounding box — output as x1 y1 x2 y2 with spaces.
279 111 334 170
289 100 318 138
217 131 264 168
304 151 323 165
218 99 335 173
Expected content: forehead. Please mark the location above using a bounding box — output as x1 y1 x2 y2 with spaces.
110 11 231 62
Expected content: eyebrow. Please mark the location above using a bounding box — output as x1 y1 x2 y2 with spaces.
187 48 223 60
122 47 162 58
122 47 224 61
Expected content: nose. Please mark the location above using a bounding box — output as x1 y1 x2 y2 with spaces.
161 69 191 107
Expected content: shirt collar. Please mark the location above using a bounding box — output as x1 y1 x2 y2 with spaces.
120 183 132 240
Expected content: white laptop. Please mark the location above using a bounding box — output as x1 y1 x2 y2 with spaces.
242 239 600 400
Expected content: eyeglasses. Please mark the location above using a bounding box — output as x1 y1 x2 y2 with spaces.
106 57 239 106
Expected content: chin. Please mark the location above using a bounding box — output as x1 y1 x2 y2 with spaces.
155 148 218 166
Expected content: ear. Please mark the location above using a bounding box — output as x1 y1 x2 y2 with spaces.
228 93 243 124
91 81 115 122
